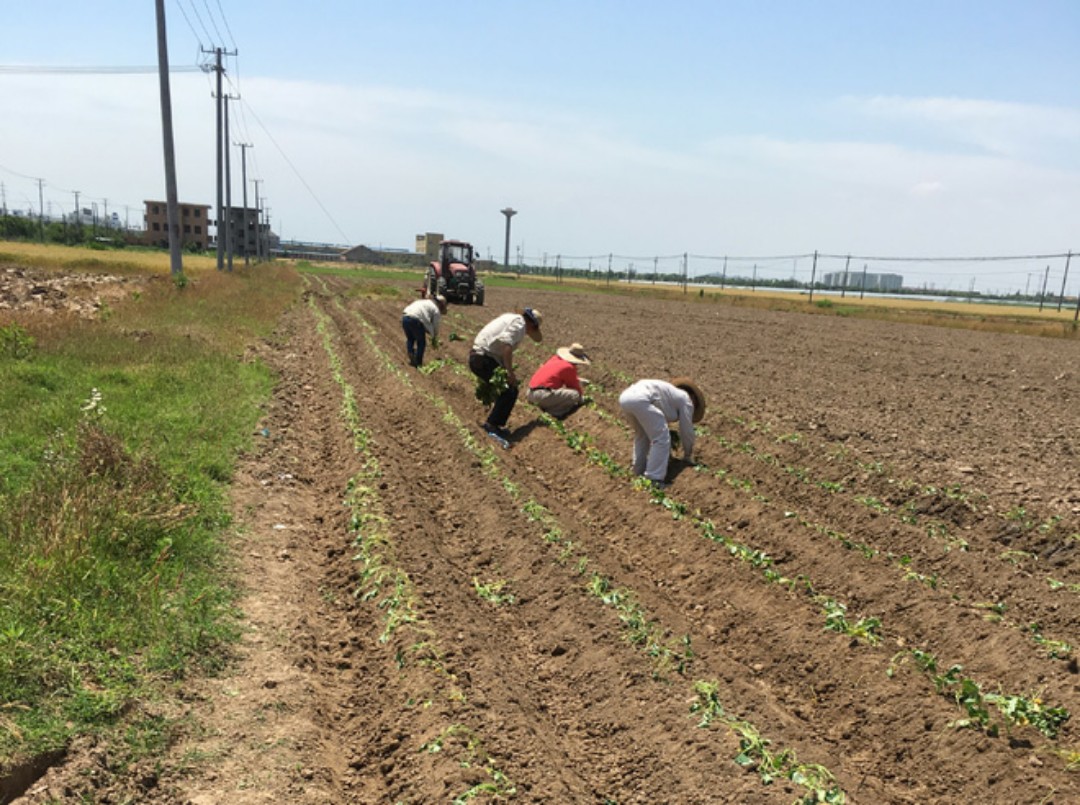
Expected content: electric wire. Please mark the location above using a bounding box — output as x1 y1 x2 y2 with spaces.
171 0 204 51
184 0 216 49
235 94 353 244
0 65 200 74
213 0 239 52
200 0 228 53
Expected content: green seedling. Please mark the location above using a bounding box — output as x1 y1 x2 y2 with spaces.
474 366 510 406
1028 624 1073 660
1000 549 1036 565
473 578 516 607
855 495 889 513
819 598 882 645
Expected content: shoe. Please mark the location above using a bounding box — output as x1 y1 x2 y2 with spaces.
648 479 669 491
485 423 511 440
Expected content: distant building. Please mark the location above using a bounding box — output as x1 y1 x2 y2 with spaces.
415 232 444 259
223 206 261 258
822 271 903 292
342 243 428 266
143 200 211 250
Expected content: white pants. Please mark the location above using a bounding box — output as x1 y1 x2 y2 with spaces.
618 390 671 482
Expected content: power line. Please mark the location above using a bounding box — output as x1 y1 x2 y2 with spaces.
171 0 204 50
0 65 200 74
184 0 216 47
237 97 353 245
200 0 228 51
213 0 239 51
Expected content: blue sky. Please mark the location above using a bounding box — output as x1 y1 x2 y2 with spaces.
2 1 1078 293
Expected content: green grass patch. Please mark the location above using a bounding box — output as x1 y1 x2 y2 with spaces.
0 248 302 763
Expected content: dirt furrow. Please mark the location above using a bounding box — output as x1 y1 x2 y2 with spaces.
333 287 1076 803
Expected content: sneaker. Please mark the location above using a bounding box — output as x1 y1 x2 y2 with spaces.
484 423 511 441
648 479 669 491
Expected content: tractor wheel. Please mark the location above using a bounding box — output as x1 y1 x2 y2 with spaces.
474 286 485 306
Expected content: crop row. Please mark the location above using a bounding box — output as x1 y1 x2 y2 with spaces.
343 298 849 803
409 304 1077 766
307 287 516 802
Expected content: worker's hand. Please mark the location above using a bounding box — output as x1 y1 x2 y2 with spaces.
507 370 518 387
580 378 591 386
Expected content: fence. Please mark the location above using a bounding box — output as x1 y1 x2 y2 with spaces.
507 250 1078 315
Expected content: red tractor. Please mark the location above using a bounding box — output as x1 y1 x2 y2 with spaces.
425 239 484 305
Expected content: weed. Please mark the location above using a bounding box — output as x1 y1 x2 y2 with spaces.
0 323 35 359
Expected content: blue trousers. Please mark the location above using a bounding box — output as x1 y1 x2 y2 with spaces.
402 315 427 366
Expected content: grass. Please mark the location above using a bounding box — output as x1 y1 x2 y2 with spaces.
0 243 302 764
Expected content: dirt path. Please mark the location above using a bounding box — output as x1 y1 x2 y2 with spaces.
13 275 1079 804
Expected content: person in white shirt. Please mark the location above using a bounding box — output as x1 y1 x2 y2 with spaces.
401 294 447 367
618 377 706 488
469 307 543 439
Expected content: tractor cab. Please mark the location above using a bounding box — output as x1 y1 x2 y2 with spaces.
426 239 485 305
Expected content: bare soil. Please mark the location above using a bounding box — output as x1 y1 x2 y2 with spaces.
9 272 1080 804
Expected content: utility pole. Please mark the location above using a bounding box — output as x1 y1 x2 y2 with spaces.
202 45 237 271
252 179 262 261
1057 252 1072 312
235 142 252 265
156 0 182 275
73 190 81 236
500 207 516 269
223 94 235 271
212 47 224 270
264 207 272 260
37 178 44 242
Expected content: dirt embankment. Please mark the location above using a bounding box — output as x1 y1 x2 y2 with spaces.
13 274 1079 804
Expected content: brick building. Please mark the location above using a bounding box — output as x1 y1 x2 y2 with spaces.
143 200 211 250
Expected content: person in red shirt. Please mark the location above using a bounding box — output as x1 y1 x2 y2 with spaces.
526 343 591 419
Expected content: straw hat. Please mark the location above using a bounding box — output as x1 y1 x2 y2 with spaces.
670 377 706 423
556 343 591 365
522 307 543 342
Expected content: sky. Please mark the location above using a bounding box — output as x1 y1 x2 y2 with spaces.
2 0 1079 294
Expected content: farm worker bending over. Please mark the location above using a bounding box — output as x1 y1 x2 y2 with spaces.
469 307 543 440
401 294 447 367
618 378 706 488
526 343 591 420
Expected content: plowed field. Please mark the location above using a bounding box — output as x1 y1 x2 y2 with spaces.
16 271 1079 804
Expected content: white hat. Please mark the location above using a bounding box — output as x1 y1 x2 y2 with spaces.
556 343 591 365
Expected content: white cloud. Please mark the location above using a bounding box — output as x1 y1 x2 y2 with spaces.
846 95 1080 165
2 74 1077 271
